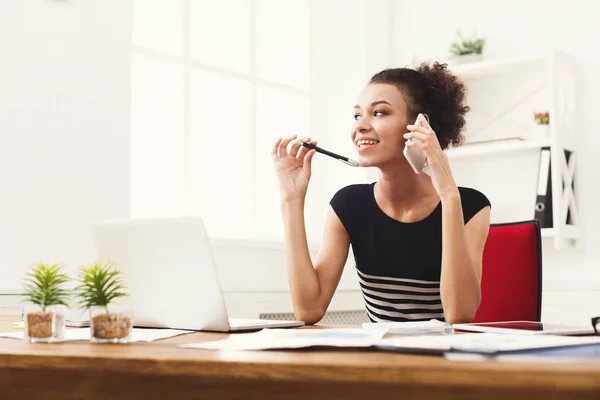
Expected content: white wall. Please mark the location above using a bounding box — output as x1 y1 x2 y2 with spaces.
203 1 393 318
216 0 379 314
0 0 132 289
306 0 371 240
307 0 396 233
5 0 593 325
389 0 600 325
0 0 371 319
210 239 365 318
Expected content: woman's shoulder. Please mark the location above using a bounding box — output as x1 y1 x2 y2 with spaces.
457 186 491 224
329 183 374 224
458 186 491 204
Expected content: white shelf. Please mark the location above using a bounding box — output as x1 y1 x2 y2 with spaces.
449 55 547 80
445 139 551 159
444 50 580 250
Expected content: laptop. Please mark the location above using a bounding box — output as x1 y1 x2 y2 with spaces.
89 216 304 332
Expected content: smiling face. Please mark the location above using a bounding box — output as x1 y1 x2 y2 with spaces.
351 83 413 168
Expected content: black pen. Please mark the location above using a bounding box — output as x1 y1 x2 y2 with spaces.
301 142 359 167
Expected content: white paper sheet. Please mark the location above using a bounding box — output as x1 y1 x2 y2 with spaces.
376 333 600 354
181 328 388 351
0 328 193 343
362 319 452 336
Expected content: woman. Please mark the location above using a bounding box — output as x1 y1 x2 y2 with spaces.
271 62 491 325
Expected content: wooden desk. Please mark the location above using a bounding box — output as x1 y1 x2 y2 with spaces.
0 316 599 399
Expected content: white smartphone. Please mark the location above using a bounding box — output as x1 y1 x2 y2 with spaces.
403 113 429 174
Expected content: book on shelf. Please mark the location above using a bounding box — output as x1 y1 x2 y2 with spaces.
534 146 575 228
534 147 552 228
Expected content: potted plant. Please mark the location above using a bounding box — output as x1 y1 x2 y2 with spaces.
75 260 132 343
448 30 486 65
20 263 70 343
532 111 550 140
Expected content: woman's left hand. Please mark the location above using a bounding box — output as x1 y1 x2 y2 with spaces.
404 124 460 200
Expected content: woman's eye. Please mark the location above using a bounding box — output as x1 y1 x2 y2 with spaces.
374 110 386 117
353 113 361 120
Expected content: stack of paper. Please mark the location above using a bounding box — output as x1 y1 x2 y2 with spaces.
182 329 600 355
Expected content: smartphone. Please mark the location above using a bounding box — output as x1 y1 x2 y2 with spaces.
403 113 429 174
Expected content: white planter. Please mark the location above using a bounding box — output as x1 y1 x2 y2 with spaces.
532 124 550 140
447 53 483 66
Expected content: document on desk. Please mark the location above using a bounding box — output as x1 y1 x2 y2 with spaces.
0 328 193 342
362 319 452 336
376 333 600 355
181 328 388 351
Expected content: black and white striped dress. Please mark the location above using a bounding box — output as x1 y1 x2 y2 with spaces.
330 183 490 323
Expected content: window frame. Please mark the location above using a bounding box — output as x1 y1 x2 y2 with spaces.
130 0 312 238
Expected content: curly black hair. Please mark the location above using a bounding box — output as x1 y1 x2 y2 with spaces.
368 62 469 150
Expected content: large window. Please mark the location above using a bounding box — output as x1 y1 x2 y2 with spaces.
130 0 310 239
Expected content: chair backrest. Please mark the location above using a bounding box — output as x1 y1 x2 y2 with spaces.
473 220 542 323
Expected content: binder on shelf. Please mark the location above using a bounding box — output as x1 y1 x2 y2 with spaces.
534 147 553 228
533 147 575 229
564 149 575 226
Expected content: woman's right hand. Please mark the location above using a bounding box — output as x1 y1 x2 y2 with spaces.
271 135 317 202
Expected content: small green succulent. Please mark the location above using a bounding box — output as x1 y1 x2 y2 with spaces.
21 263 71 311
449 30 486 56
75 260 128 312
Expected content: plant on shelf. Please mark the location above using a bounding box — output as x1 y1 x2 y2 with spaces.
448 30 486 64
534 111 550 125
20 263 70 343
532 111 550 140
75 259 132 343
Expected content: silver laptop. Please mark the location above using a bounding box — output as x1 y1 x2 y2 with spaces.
90 216 304 332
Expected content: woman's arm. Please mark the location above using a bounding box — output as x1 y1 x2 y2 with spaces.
403 123 491 324
282 201 350 325
439 193 490 324
272 136 351 325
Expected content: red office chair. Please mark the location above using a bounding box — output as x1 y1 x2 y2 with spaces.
473 220 542 323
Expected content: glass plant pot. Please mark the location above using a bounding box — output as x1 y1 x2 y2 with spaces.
24 304 66 343
90 305 133 344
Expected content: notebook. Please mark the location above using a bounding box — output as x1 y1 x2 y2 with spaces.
362 319 452 336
